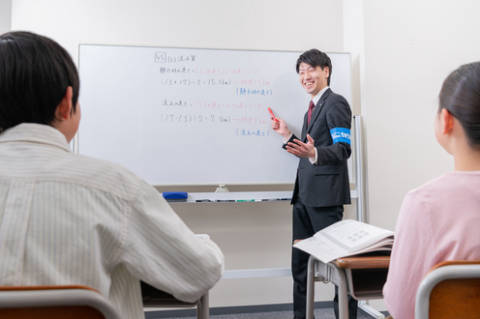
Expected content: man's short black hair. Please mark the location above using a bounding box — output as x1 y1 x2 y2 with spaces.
296 49 332 85
0 31 79 133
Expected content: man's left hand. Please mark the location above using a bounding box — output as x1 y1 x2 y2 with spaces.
286 134 316 158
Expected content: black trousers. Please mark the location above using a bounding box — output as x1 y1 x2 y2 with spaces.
292 201 358 319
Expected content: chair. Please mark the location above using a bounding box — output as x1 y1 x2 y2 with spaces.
141 281 209 319
415 260 480 319
0 285 121 319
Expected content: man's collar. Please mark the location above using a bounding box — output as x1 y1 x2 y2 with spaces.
0 123 71 152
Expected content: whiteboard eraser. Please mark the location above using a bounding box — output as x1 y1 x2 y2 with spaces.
162 191 188 201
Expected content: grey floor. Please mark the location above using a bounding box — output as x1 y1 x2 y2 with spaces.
147 307 376 319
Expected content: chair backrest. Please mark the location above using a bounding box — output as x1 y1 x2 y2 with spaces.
0 285 121 319
415 260 480 319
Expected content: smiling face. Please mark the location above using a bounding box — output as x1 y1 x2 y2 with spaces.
298 62 329 97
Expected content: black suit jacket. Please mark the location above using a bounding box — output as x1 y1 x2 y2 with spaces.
285 88 352 207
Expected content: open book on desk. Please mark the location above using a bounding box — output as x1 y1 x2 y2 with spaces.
294 219 394 263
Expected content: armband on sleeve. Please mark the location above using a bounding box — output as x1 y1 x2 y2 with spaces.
330 127 351 145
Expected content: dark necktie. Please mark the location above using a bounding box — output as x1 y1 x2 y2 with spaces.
307 100 315 126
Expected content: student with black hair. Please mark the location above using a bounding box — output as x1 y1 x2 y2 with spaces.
271 49 357 319
0 31 224 319
383 62 480 319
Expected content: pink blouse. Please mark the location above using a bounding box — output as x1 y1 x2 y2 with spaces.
383 171 480 319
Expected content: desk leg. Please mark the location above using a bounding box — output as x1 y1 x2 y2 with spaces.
197 292 209 319
337 269 349 319
306 257 315 319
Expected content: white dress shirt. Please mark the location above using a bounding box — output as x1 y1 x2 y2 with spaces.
0 123 224 319
284 86 329 164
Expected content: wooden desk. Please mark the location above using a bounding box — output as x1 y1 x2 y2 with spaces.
306 253 390 319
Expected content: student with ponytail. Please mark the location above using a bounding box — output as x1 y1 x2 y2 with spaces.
383 62 480 319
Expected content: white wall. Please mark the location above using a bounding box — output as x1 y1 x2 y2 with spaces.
341 0 365 116
12 0 343 62
11 0 349 308
362 0 480 230
0 0 11 34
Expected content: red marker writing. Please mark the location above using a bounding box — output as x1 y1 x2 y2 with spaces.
267 107 280 122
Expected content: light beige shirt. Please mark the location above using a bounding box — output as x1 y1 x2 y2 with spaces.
0 123 224 319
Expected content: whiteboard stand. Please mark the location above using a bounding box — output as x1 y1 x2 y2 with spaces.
353 115 365 222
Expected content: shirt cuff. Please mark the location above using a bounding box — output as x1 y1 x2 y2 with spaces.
282 133 293 144
308 147 318 164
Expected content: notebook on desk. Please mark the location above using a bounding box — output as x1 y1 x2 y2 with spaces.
294 219 394 263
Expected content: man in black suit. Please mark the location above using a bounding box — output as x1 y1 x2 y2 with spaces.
271 49 357 319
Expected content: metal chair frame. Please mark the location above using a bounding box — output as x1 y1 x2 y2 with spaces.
415 261 480 319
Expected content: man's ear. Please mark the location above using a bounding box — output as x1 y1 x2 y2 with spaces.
321 66 330 79
54 86 73 121
440 108 455 134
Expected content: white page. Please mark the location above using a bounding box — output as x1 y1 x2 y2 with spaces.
320 219 393 251
294 219 394 263
294 233 350 263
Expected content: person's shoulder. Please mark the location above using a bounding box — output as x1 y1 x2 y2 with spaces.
63 153 148 200
324 90 351 114
324 90 351 123
404 174 453 207
326 89 348 105
395 177 448 232
409 173 457 194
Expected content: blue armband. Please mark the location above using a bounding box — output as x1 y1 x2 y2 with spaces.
330 127 351 144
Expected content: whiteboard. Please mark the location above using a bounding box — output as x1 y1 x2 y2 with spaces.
78 45 352 185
